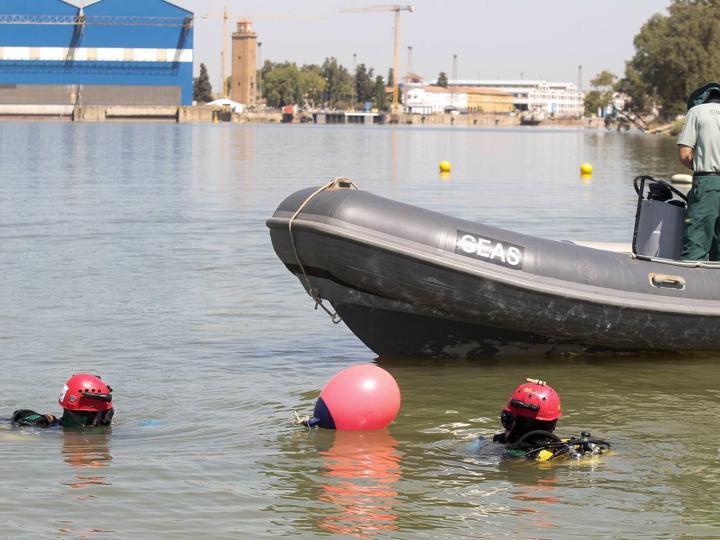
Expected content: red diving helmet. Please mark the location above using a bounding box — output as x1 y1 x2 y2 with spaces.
59 373 113 412
503 378 561 421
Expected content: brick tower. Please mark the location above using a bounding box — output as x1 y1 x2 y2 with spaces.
231 19 257 105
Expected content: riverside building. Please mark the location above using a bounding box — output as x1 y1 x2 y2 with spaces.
0 0 194 106
403 85 514 115
448 80 585 118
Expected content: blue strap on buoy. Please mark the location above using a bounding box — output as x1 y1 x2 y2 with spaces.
310 397 336 429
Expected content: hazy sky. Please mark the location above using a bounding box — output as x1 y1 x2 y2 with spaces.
183 0 669 87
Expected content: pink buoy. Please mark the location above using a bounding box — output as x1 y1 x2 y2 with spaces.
308 364 401 430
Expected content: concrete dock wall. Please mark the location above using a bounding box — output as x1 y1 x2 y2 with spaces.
0 104 217 123
178 106 214 123
0 104 74 118
0 104 604 128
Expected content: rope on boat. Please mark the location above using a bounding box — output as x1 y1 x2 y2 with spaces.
288 177 358 324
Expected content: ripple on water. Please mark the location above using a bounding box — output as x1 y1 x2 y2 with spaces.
2 125 720 538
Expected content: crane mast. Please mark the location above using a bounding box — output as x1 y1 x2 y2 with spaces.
392 8 401 112
341 5 415 115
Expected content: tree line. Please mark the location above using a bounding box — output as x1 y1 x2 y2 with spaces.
194 57 394 111
588 0 720 119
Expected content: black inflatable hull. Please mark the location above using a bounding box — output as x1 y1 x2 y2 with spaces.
267 185 720 357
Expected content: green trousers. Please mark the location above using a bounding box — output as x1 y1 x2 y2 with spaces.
681 175 720 261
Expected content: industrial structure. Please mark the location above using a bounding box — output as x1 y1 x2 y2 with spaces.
231 19 257 106
447 80 585 117
342 5 415 114
0 0 194 107
403 85 514 115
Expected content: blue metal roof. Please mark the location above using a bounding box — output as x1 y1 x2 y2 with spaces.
0 0 195 105
85 0 192 17
0 0 193 48
0 0 78 46
0 0 78 14
82 0 193 49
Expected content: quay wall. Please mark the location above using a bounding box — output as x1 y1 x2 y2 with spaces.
396 113 605 129
398 113 519 127
0 105 607 129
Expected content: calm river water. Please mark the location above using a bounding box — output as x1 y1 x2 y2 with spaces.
1 123 718 539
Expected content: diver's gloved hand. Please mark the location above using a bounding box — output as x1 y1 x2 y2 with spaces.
89 408 114 427
11 410 59 428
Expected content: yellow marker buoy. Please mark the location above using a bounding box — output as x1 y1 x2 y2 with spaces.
439 172 451 181
580 162 593 175
439 160 452 173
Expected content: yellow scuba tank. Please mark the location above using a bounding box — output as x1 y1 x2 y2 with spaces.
536 449 554 462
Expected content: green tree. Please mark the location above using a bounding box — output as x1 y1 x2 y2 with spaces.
355 64 375 105
592 70 617 91
584 70 618 116
299 65 326 109
615 64 654 113
321 57 353 108
260 60 275 81
260 61 331 109
263 63 302 108
437 72 448 88
373 75 388 111
387 68 394 89
622 0 720 117
584 91 604 116
193 63 213 103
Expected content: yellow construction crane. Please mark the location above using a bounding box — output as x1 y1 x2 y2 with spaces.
201 7 233 98
341 5 415 113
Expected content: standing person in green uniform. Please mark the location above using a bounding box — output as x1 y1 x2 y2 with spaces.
678 82 720 260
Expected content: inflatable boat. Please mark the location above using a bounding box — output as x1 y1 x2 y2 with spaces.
267 177 720 357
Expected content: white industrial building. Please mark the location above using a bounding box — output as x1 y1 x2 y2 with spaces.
447 80 585 118
403 86 468 114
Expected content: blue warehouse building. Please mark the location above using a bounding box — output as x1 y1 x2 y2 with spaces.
0 0 194 106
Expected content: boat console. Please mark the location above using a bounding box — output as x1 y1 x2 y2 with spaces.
632 175 688 260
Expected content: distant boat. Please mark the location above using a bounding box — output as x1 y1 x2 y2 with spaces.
520 111 545 126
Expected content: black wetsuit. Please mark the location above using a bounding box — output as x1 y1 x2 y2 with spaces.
493 431 558 447
11 410 60 428
493 430 610 461
11 408 114 428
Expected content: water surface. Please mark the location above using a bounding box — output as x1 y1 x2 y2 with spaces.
1 123 717 539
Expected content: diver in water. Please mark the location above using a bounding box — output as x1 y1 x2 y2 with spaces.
494 379 609 462
12 373 114 429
